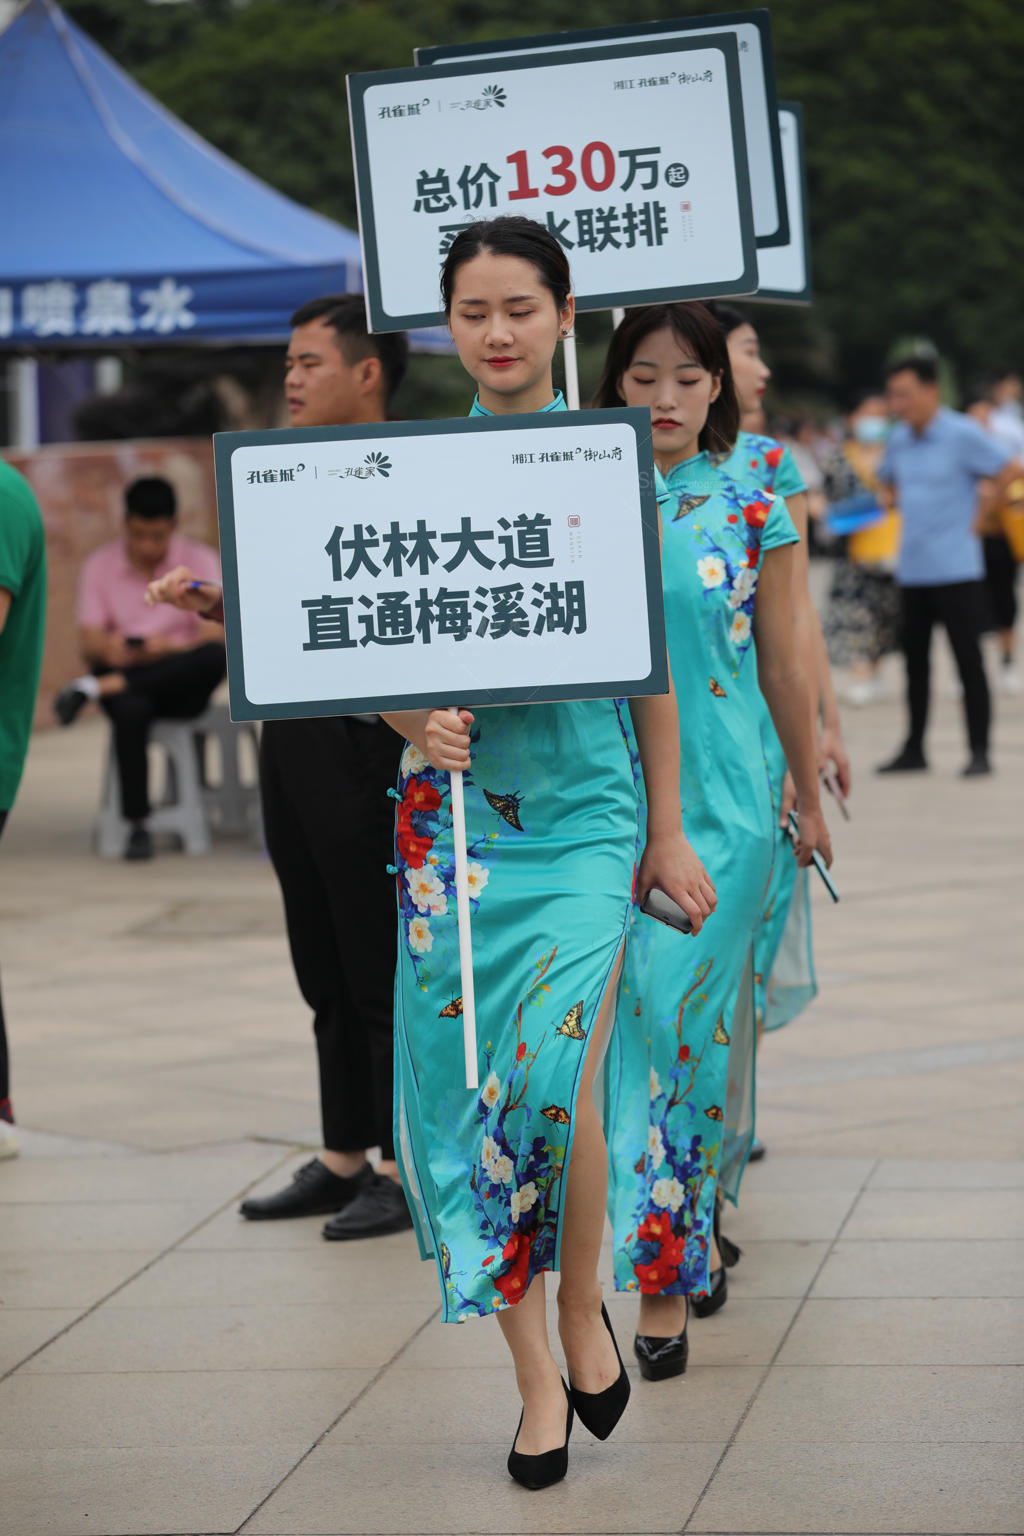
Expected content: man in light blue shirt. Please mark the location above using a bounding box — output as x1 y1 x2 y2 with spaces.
876 356 1022 776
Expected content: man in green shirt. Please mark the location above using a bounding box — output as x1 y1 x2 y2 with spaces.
0 460 47 1158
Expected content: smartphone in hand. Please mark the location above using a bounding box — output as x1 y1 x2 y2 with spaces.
639 887 693 936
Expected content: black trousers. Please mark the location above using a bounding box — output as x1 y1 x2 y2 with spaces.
100 643 227 821
901 580 991 755
983 534 1019 635
259 716 402 1158
0 809 8 1110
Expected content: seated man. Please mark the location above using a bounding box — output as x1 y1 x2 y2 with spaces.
54 476 225 860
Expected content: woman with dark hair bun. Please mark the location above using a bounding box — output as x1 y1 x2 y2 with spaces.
596 303 831 1380
380 220 716 1489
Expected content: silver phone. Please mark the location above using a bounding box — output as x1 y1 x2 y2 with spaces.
639 887 694 935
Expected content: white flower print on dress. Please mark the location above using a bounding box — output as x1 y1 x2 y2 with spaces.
648 1125 666 1170
649 1066 661 1100
400 743 428 776
481 1071 502 1109
489 1154 514 1185
697 554 727 588
408 915 433 954
405 866 445 914
728 567 758 608
481 1135 500 1168
466 861 490 897
510 1181 539 1223
729 611 752 646
651 1176 685 1211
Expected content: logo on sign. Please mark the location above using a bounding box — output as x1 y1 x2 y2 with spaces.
328 452 393 482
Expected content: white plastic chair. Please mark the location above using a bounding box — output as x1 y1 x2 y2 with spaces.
95 703 260 858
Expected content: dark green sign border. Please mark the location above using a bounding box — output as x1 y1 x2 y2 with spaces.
214 407 668 722
415 9 787 250
749 102 812 306
347 33 757 334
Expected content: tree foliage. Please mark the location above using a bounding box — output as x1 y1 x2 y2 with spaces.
61 0 1024 403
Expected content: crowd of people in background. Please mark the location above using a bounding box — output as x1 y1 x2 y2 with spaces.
0 218 1021 1492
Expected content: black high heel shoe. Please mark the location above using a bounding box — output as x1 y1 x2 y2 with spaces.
692 1199 738 1319
507 1378 573 1490
568 1303 631 1439
633 1297 689 1381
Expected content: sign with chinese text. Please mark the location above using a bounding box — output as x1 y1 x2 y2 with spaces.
0 276 198 344
749 103 811 304
214 411 668 721
416 9 787 249
347 37 756 333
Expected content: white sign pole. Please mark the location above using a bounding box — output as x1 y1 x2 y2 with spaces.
447 706 479 1090
563 331 581 412
611 307 626 329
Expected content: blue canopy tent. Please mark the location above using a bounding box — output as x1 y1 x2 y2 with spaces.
0 0 365 347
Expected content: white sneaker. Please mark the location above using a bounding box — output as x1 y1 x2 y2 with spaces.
999 666 1023 695
0 1119 19 1159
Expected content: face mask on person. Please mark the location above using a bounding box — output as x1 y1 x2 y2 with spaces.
852 416 889 444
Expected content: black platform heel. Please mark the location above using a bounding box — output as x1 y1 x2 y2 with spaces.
692 1199 737 1319
633 1297 689 1381
507 1378 573 1490
569 1303 631 1439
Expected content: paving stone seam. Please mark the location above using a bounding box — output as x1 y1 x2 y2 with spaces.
0 1148 298 1385
233 1302 442 1536
682 1156 882 1534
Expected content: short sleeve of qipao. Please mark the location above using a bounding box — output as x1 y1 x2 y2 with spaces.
760 492 800 554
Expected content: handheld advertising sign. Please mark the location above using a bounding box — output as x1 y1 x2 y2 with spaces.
347 36 756 333
749 103 812 304
215 410 667 1087
415 10 787 249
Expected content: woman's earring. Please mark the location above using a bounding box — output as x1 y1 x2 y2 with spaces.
561 328 569 337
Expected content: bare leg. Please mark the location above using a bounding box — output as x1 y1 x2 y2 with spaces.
496 947 626 1454
556 950 624 1393
498 1272 565 1454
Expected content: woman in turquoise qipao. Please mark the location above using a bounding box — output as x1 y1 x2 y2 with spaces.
381 220 715 1488
596 304 832 1375
707 303 851 1201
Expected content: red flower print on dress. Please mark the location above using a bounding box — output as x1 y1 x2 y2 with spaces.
638 1210 674 1244
635 1256 680 1293
743 500 770 528
764 446 784 469
494 1230 533 1303
396 775 442 869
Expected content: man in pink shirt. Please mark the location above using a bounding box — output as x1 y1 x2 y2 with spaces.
54 477 225 860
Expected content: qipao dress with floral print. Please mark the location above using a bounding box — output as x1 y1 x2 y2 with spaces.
712 434 818 1202
606 449 797 1300
720 434 817 1038
392 394 641 1324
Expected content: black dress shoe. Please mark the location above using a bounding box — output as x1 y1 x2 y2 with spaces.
691 1263 728 1318
876 746 928 773
54 685 89 726
322 1171 413 1240
747 1139 767 1163
961 751 992 777
634 1302 689 1381
568 1303 631 1439
239 1157 373 1220
123 825 153 861
508 1379 573 1490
